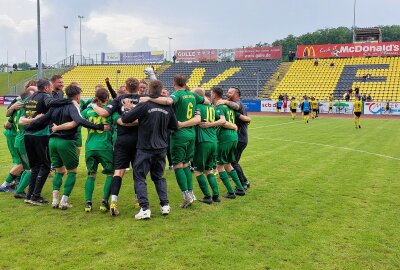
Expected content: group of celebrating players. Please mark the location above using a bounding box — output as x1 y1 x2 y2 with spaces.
1 70 251 220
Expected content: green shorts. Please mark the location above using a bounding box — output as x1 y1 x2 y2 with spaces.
16 142 30 170
217 140 237 165
76 127 83 148
49 137 79 170
6 135 20 165
193 142 217 172
170 136 195 165
85 149 114 175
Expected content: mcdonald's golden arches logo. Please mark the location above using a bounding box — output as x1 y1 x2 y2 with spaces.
303 46 316 58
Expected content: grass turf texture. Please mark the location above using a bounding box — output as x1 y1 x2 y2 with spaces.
0 108 400 269
0 70 37 95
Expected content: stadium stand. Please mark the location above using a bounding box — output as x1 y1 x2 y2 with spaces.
62 64 161 97
158 60 280 98
272 57 400 101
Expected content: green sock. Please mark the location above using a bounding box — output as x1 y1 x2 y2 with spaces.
103 175 112 200
85 176 95 202
228 169 244 191
63 172 77 196
207 173 219 196
16 171 31 193
5 173 16 184
184 166 193 191
53 172 64 191
219 171 234 193
174 168 188 191
196 175 211 197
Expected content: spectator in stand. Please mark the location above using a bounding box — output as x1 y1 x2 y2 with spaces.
330 62 335 68
172 55 177 64
366 94 373 102
314 59 319 67
345 93 350 102
362 94 367 102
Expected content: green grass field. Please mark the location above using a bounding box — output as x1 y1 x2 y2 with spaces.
0 70 38 95
1 108 400 269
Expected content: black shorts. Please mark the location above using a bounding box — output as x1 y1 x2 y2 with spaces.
303 111 310 116
329 107 333 110
291 109 296 113
113 135 138 170
354 112 361 117
277 106 282 110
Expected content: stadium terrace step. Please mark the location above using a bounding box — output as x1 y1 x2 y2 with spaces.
258 62 293 99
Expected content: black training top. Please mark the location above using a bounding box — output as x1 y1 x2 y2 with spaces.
26 100 104 140
105 93 141 137
121 98 178 150
52 89 64 100
235 101 248 143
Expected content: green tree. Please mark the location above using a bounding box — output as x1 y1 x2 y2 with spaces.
17 62 32 71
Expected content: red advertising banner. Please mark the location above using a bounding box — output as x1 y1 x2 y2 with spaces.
0 97 4 105
297 42 400 59
234 46 282 60
176 49 218 62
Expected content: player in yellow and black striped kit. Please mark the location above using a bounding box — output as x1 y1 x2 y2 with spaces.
290 97 298 120
353 96 363 129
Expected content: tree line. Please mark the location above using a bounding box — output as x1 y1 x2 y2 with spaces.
257 25 400 61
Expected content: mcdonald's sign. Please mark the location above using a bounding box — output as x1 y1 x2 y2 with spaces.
297 42 400 59
301 46 316 58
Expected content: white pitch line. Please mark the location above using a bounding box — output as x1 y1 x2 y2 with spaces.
252 137 400 161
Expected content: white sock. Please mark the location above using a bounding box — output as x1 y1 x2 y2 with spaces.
1 181 8 188
111 195 118 202
61 195 68 204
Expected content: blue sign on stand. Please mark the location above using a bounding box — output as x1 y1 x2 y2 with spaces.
241 100 261 112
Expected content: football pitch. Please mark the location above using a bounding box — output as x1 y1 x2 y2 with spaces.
1 107 400 270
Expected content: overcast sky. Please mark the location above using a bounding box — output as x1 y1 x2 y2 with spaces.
1 0 400 65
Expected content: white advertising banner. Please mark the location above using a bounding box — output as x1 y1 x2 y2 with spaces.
104 52 121 62
261 100 276 112
363 102 385 115
332 101 354 114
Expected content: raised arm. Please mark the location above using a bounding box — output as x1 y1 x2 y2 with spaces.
223 121 238 131
237 114 251 123
117 118 138 127
141 96 173 106
24 109 53 131
121 103 145 124
217 99 241 111
178 115 201 129
6 101 23 117
43 94 70 108
69 105 105 131
51 121 78 133
105 78 117 99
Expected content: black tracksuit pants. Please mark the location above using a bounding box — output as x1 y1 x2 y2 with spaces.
133 148 169 210
24 135 51 200
231 141 248 185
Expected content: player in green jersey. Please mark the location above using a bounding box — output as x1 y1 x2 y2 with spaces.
0 86 37 193
191 88 227 204
1 114 22 192
212 87 250 199
81 88 118 212
26 84 108 209
13 87 38 198
163 74 205 208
